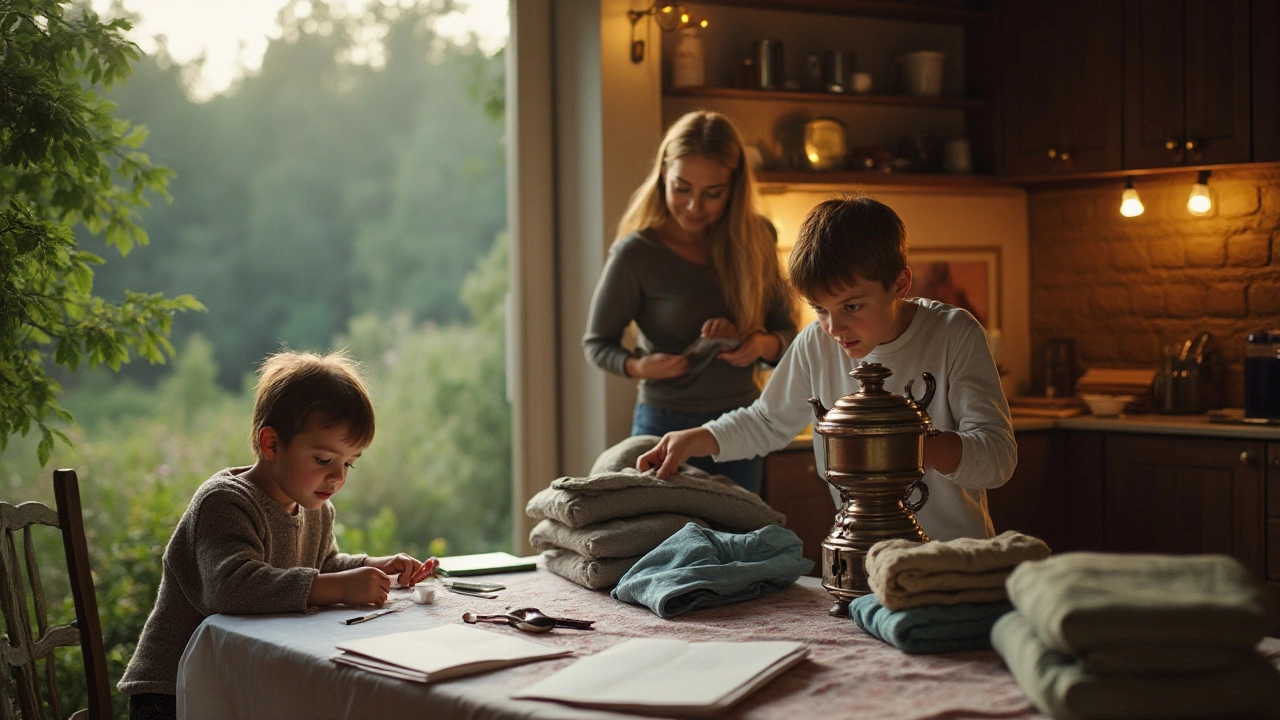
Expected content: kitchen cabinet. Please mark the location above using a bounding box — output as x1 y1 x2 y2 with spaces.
1122 0 1251 169
1268 442 1280 610
761 447 829 577
1102 434 1265 576
999 0 1123 178
1253 0 1280 161
665 1 998 187
986 430 1066 551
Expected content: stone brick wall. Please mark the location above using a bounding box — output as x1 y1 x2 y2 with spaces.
1027 166 1280 407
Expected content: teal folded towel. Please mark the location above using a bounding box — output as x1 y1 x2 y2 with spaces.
611 523 814 618
991 610 1280 720
850 593 1013 654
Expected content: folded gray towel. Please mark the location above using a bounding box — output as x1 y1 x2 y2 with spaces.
526 468 785 531
590 435 663 475
529 514 707 559
991 610 1280 720
1005 552 1276 656
543 549 639 591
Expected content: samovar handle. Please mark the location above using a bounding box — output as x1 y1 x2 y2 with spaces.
904 372 936 410
904 478 929 513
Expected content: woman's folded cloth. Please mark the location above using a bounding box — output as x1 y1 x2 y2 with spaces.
543 549 640 591
991 610 1280 720
611 523 813 618
849 593 1012 654
1005 552 1277 656
866 531 1052 610
529 514 707 559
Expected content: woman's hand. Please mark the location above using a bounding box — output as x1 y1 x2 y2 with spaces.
365 553 437 588
718 332 781 367
701 317 738 338
625 353 690 380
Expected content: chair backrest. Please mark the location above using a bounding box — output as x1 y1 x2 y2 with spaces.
0 469 111 720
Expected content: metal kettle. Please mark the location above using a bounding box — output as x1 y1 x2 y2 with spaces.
1152 332 1214 414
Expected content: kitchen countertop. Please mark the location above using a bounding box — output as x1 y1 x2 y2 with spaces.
781 413 1280 450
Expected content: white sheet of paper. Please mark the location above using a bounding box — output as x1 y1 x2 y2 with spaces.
512 638 808 715
332 624 570 682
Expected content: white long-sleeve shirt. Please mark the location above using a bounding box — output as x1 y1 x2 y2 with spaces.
706 298 1016 541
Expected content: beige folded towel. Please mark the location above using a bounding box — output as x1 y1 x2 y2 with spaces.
529 514 707 559
543 549 639 591
1005 552 1277 656
589 435 663 475
992 610 1280 720
866 531 1052 610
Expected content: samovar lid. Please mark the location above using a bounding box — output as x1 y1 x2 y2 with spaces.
814 362 933 433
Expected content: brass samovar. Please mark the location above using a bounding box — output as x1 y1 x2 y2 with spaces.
809 362 937 616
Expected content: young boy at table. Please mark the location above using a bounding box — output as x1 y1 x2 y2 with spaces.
638 196 1016 542
119 350 435 720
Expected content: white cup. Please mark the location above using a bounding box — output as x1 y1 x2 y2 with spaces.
898 51 944 97
850 71 873 94
944 138 972 174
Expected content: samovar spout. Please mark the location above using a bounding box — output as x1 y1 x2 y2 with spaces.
808 397 829 421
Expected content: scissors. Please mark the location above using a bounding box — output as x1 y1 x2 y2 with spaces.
461 607 595 633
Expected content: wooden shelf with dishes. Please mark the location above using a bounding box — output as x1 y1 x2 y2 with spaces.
663 86 990 109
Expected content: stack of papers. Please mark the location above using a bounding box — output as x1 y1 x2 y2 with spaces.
437 551 537 577
330 624 571 683
512 638 809 716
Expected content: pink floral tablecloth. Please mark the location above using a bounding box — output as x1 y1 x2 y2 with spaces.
179 567 1280 720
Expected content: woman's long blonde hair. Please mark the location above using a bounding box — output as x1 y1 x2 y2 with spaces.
615 111 784 336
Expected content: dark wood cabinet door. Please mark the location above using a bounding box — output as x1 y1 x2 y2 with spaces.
1124 0 1250 168
1184 0 1251 164
1123 0 1186 168
1254 0 1280 161
1000 0 1123 177
988 431 1067 552
762 448 831 577
1103 435 1265 576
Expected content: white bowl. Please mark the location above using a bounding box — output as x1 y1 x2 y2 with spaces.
1080 394 1135 417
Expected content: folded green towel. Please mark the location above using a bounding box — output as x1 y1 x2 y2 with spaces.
850 594 1012 654
1005 552 1276 656
991 611 1280 720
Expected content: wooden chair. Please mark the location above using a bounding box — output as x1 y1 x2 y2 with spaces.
1 469 111 720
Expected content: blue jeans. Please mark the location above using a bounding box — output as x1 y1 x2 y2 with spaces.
631 403 763 495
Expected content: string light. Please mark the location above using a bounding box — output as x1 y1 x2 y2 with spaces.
1187 170 1212 215
1119 177 1144 218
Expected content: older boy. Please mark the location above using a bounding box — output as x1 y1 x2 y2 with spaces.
119 350 434 720
638 196 1015 542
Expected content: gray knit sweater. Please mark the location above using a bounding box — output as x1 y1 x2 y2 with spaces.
118 467 366 696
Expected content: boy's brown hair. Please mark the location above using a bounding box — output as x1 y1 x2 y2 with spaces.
250 350 375 455
788 195 908 300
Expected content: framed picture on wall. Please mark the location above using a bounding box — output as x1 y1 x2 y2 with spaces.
908 246 1001 329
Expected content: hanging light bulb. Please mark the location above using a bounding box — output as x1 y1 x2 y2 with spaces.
1187 170 1212 215
1119 177 1144 217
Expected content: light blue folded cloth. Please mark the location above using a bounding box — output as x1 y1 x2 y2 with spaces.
610 522 814 618
850 593 1013 654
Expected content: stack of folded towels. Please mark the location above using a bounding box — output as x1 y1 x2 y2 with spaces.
526 436 786 590
992 553 1280 719
849 530 1051 654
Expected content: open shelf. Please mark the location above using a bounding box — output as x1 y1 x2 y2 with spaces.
664 86 990 109
754 170 1001 189
692 0 994 25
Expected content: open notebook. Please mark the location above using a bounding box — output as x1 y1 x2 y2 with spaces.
330 624 570 683
512 638 809 716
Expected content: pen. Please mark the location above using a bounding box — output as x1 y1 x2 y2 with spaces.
345 607 396 625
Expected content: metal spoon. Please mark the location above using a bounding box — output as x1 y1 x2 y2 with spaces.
460 611 555 634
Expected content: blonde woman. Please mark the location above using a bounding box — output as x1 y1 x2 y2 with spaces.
583 111 796 493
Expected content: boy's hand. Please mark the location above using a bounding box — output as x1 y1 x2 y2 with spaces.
341 566 392 606
924 430 962 475
637 428 720 479
365 553 437 588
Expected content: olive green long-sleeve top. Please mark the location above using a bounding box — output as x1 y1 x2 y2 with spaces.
583 229 798 414
118 468 366 696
